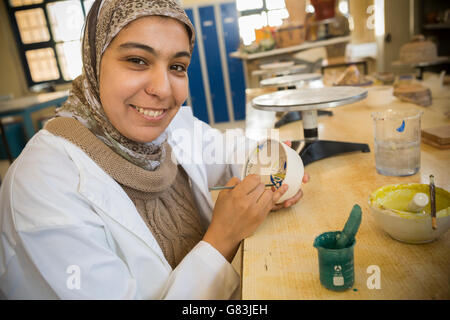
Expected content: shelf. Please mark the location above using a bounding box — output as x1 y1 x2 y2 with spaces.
230 36 351 61
423 23 450 30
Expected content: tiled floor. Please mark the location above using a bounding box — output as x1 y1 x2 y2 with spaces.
0 120 246 182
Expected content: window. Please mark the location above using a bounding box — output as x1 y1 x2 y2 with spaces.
6 0 94 89
236 0 289 46
237 0 349 46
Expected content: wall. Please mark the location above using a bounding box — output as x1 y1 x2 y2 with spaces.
383 0 413 74
0 0 227 99
0 1 68 127
349 0 376 44
0 1 28 98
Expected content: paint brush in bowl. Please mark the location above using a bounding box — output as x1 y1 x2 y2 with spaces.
209 184 274 191
429 174 437 230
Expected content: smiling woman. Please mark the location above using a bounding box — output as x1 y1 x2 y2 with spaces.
99 16 191 144
0 0 305 300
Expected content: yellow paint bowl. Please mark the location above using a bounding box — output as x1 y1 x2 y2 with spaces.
368 184 450 244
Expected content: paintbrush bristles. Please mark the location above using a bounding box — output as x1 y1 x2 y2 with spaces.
429 175 437 230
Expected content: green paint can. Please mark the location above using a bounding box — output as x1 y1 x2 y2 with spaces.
313 231 355 291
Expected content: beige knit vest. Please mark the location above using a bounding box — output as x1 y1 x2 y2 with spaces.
44 117 204 269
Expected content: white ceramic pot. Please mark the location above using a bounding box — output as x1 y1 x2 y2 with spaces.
241 139 304 204
366 85 393 107
368 184 450 244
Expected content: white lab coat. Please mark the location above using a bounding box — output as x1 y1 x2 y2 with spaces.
0 107 253 300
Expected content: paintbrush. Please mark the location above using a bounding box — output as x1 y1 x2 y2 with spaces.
209 184 274 191
429 174 437 230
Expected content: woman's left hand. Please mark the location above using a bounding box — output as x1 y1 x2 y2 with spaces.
271 172 309 211
271 140 310 211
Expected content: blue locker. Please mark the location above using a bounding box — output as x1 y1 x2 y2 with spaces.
199 5 229 123
220 2 247 121
185 8 209 123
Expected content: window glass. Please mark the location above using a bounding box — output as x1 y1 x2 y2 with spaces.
47 1 85 42
267 8 289 27
14 8 50 44
238 13 267 46
25 48 60 82
9 0 43 7
266 0 286 10
56 40 82 81
236 0 263 11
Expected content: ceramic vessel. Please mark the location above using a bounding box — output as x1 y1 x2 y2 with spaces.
241 139 304 204
366 86 393 107
368 184 450 244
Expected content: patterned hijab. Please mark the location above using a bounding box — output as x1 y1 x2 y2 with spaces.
56 0 195 170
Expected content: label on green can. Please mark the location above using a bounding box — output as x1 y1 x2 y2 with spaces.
314 231 356 291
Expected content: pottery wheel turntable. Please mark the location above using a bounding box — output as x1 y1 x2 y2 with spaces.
252 86 369 165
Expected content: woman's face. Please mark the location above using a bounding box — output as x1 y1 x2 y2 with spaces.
99 16 191 143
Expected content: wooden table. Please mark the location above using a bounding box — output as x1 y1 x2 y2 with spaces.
0 90 69 139
241 89 450 299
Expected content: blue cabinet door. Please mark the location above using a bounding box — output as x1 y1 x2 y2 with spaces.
220 2 246 121
185 8 209 124
199 5 229 123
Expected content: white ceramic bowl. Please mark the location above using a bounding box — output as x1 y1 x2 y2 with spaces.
368 184 450 244
241 139 304 204
366 85 393 107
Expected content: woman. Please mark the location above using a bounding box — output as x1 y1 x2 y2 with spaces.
0 0 307 299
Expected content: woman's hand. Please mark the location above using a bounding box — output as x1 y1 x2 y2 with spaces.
271 172 309 211
269 140 310 211
203 174 289 262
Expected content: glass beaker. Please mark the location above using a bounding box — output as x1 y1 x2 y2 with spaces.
371 109 423 176
313 231 355 291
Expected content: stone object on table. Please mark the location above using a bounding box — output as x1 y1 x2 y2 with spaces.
393 83 432 107
421 125 450 149
333 65 371 86
400 35 437 63
374 72 395 85
395 35 448 65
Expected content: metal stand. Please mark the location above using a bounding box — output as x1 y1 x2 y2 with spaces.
301 140 370 165
297 109 369 165
252 87 370 166
275 110 333 128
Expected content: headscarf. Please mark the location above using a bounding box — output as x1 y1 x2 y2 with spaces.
56 0 195 170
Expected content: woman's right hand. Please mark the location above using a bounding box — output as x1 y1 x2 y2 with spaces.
203 174 289 262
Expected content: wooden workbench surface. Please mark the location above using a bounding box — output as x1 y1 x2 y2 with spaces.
241 91 450 299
